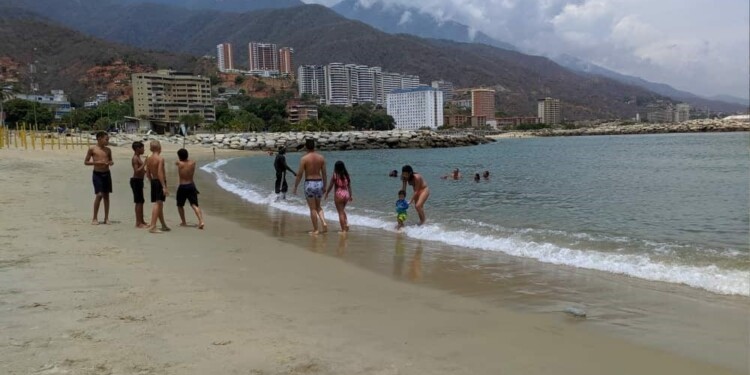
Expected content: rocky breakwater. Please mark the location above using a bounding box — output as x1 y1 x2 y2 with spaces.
117 130 494 151
529 118 750 137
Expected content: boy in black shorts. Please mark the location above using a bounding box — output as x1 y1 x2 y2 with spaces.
175 148 205 229
130 141 148 228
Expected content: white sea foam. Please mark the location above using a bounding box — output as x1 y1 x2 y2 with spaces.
202 160 750 297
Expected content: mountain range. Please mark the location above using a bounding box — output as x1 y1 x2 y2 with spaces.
328 0 746 113
1 0 743 118
331 0 518 52
118 0 303 12
0 7 203 103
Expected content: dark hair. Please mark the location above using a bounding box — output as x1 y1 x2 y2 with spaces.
96 131 107 140
177 148 188 161
401 165 414 181
398 190 406 196
132 141 143 151
278 146 286 155
305 138 315 150
333 160 350 185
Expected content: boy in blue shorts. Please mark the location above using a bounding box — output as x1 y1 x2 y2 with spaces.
396 190 409 230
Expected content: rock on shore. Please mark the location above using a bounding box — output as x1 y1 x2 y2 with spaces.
113 130 494 151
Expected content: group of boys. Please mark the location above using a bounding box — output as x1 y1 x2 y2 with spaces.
85 131 205 233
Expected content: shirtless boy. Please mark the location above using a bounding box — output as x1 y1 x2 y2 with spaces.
175 148 205 229
84 131 113 225
145 140 170 233
292 138 328 234
401 165 430 225
130 141 148 228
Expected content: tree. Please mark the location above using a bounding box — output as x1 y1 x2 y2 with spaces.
179 114 204 129
2 99 54 128
234 75 246 85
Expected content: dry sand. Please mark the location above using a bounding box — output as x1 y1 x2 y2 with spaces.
0 144 743 374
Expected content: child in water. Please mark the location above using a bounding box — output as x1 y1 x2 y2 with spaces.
396 190 409 230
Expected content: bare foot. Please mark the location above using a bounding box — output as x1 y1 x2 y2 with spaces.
161 226 171 232
91 220 99 225
198 223 205 230
149 227 163 234
102 220 110 225
179 223 189 227
136 224 149 229
321 223 328 233
309 230 319 236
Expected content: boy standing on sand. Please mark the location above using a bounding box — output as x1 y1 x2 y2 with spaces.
145 140 170 233
292 139 328 235
84 131 113 225
130 141 148 228
175 148 205 229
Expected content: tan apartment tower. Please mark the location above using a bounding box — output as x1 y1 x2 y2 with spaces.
132 70 215 123
248 42 279 72
216 43 234 72
278 47 294 76
537 97 561 124
471 88 496 120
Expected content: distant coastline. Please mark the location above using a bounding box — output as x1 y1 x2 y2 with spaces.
522 118 750 137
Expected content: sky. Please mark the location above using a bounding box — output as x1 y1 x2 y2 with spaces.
303 0 750 99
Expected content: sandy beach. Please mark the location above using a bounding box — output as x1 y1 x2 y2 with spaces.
0 143 745 375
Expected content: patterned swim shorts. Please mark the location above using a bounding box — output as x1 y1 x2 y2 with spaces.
304 179 324 199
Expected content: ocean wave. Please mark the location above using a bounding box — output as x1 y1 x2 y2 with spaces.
201 160 750 297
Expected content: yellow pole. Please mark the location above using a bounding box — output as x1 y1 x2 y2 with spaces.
0 126 4 149
57 132 61 150
65 131 68 149
41 130 45 150
31 129 36 150
22 124 27 150
13 125 18 149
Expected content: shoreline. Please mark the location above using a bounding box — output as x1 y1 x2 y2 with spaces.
0 145 746 374
196 153 750 373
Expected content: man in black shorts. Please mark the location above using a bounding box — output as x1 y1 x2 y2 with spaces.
175 148 205 229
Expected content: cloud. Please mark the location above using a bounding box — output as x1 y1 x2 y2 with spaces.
398 10 412 25
304 0 750 98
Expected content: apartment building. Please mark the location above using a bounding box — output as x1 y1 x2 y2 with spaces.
132 70 215 123
297 65 326 102
278 47 294 76
216 43 234 72
471 89 496 121
248 42 279 72
537 97 561 125
431 80 454 102
387 87 444 130
325 63 350 106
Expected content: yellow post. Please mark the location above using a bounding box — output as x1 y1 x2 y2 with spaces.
0 126 4 149
41 131 45 150
13 125 18 149
65 132 68 149
57 132 61 150
85 132 90 149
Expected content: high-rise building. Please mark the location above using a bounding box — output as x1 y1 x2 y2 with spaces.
132 70 215 123
377 72 403 107
471 89 496 120
537 97 561 125
216 43 234 72
278 47 294 76
431 80 454 102
325 63 349 106
248 42 279 72
387 87 444 130
401 75 420 90
675 103 690 122
354 65 376 104
297 65 326 102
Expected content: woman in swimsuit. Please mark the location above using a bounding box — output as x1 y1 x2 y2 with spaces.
401 165 430 225
325 161 353 233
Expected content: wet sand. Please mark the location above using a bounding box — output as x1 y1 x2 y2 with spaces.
0 145 746 374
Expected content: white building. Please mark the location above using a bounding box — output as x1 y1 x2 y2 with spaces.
325 63 349 106
297 65 326 103
216 43 234 73
15 90 71 119
387 87 444 130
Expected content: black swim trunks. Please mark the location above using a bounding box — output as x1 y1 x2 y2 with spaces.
176 183 199 207
92 171 112 195
150 179 166 203
130 177 145 204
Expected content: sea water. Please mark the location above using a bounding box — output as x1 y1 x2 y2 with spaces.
202 133 750 296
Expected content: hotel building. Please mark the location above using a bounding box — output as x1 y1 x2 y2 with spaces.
537 97 561 125
387 87 444 130
132 70 215 123
471 88 496 121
